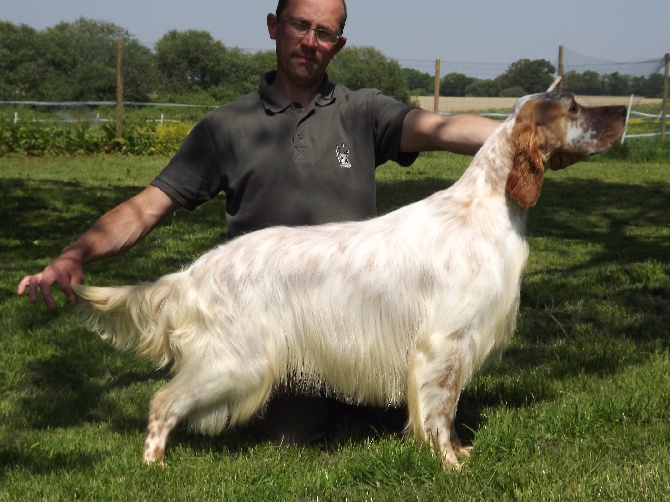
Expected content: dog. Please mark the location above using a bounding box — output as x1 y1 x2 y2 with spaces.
74 92 626 468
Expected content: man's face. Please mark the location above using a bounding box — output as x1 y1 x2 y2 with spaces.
268 0 347 89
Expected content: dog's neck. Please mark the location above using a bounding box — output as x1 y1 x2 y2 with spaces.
458 120 517 197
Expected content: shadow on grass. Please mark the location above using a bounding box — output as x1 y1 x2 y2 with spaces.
0 447 100 480
2 176 228 282
4 171 669 467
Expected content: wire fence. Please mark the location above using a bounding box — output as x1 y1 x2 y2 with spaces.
1 46 667 142
396 47 668 140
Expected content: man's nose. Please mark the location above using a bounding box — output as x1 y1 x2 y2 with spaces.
301 29 318 48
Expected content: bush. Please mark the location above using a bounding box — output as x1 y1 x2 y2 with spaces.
501 86 526 97
0 118 193 156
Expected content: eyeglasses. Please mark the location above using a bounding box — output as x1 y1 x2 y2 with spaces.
277 16 342 45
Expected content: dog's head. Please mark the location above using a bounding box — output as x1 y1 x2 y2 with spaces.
506 92 626 208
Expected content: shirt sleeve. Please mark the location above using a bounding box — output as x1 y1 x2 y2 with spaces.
367 91 420 167
151 114 224 211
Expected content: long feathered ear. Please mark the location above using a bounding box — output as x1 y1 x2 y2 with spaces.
506 117 546 208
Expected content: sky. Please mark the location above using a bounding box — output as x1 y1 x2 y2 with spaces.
3 0 668 66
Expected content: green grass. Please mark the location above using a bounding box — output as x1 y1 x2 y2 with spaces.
1 153 669 500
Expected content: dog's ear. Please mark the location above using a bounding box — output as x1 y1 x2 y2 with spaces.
506 115 546 208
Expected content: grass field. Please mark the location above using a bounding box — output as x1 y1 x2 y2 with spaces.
1 152 669 500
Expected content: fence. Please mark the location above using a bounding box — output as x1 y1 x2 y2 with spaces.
397 47 669 142
2 45 668 144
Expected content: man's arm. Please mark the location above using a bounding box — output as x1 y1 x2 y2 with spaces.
17 185 182 309
400 108 583 168
400 108 499 155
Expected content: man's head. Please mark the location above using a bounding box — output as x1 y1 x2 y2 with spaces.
276 0 347 33
268 0 348 91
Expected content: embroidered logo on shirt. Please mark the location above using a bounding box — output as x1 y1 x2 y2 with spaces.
336 144 352 169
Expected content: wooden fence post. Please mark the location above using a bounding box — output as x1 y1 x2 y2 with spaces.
433 59 441 113
116 37 124 139
661 53 669 143
557 45 564 92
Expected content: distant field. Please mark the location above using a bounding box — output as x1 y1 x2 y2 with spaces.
415 95 664 113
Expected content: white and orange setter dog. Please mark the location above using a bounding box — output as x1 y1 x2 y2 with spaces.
75 93 626 467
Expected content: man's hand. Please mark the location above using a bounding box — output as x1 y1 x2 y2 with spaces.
17 185 182 310
17 254 84 309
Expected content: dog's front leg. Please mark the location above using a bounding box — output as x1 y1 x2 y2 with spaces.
406 336 468 469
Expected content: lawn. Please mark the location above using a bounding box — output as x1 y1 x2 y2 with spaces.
1 152 669 500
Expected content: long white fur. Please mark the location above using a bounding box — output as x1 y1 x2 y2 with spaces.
74 92 626 467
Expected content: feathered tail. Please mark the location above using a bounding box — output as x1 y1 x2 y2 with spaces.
74 272 184 368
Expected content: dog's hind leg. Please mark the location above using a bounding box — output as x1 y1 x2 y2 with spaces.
406 333 469 469
142 360 274 464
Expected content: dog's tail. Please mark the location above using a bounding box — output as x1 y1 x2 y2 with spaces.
74 272 184 368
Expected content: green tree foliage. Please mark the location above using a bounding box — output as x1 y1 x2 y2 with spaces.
502 58 556 94
0 22 43 99
440 73 476 97
154 30 276 104
328 46 411 104
562 70 663 98
207 49 275 103
155 30 229 95
0 20 664 104
465 79 501 97
401 68 433 94
42 18 156 101
632 73 664 98
563 70 603 95
603 72 631 96
0 18 155 101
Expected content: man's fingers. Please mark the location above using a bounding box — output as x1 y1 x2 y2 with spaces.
17 271 72 309
56 275 79 306
17 276 29 297
38 282 57 309
17 276 40 304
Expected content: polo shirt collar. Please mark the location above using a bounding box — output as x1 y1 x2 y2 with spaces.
260 71 336 113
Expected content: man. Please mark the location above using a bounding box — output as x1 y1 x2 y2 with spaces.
17 0 570 443
18 0 498 308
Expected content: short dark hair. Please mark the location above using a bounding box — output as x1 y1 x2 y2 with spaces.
275 0 347 33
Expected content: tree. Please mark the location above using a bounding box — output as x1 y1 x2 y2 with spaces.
465 79 500 97
155 30 230 95
39 18 156 101
401 68 433 94
440 73 476 97
603 72 631 96
209 49 276 103
632 73 664 98
503 58 556 94
0 22 42 99
328 46 411 104
563 70 603 95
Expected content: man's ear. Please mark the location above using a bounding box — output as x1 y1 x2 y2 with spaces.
267 13 278 40
333 36 347 55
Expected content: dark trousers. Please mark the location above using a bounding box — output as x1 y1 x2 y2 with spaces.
245 395 408 445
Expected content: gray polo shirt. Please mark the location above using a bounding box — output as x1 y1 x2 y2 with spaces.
152 71 418 237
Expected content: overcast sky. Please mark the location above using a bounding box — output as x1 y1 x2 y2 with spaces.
3 0 668 66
